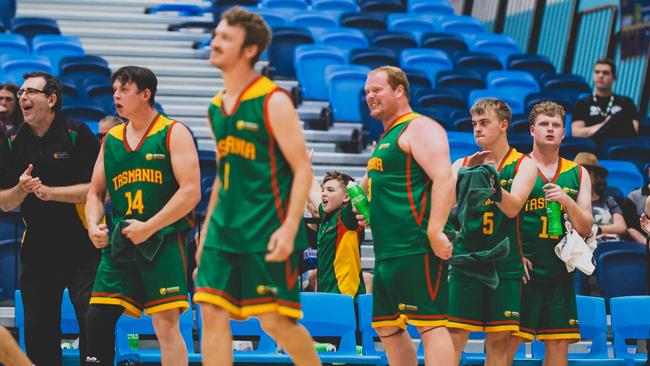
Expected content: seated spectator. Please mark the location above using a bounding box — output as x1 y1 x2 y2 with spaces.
574 152 627 242
0 83 23 137
571 59 639 147
623 164 650 244
97 115 123 139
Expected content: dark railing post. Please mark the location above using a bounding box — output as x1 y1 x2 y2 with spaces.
563 0 582 73
605 6 618 59
527 0 546 54
462 0 474 16
493 0 508 34
564 4 618 74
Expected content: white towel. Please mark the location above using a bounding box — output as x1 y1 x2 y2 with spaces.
554 217 598 275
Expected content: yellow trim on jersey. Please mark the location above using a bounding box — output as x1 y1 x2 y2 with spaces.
240 77 277 103
512 331 535 341
146 114 173 137
407 319 447 328
211 91 224 107
484 324 519 333
446 321 484 332
559 158 579 174
90 297 141 318
333 231 362 297
536 333 580 341
145 300 189 315
107 123 126 140
501 149 523 169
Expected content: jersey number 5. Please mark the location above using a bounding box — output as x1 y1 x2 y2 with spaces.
483 212 494 234
125 189 144 215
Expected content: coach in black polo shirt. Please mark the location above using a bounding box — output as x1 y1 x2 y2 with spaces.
0 72 100 366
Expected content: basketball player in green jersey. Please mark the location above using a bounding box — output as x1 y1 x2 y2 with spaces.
507 102 592 366
85 66 200 365
447 98 538 366
359 66 455 366
193 7 319 366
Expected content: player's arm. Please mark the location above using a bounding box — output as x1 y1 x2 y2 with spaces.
33 183 90 203
0 326 31 366
548 166 593 237
633 119 639 134
85 144 109 248
265 91 313 261
403 117 454 260
123 123 201 244
0 165 37 212
497 157 537 218
307 176 321 211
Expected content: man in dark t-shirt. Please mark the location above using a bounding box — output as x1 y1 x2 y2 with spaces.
571 58 639 146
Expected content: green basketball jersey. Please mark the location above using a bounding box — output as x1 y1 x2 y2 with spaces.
206 76 307 253
455 148 526 279
316 203 366 297
367 112 433 261
104 114 193 233
521 158 581 281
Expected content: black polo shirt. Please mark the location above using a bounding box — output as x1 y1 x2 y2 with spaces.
0 114 100 264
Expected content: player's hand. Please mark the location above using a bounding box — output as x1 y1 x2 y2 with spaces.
640 213 650 234
33 184 53 201
122 219 154 245
352 205 369 227
89 223 109 249
265 223 296 262
543 183 569 206
522 257 533 284
195 229 206 264
18 164 41 193
465 150 492 167
428 231 452 260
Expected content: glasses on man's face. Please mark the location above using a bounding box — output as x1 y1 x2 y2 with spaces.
17 88 46 98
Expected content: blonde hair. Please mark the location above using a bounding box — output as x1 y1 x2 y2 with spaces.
528 101 566 126
369 66 410 99
470 97 512 123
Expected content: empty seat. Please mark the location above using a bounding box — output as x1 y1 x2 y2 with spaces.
557 137 597 160
525 91 575 114
508 54 556 83
421 32 468 58
606 142 650 172
610 296 650 365
359 0 404 13
508 113 530 136
290 11 339 28
486 70 539 97
598 247 648 305
295 45 347 101
436 70 484 102
10 17 60 42
470 33 521 66
314 27 368 50
599 160 645 196
62 97 107 123
3 57 52 84
386 13 437 38
349 47 397 69
326 64 370 122
454 51 502 79
85 79 115 114
402 69 431 100
60 57 112 85
0 34 31 60
311 0 359 13
32 35 85 73
413 106 452 129
261 0 309 10
340 12 386 32
146 3 204 16
448 131 481 161
440 15 484 34
469 88 524 114
407 0 455 15
370 31 418 57
268 26 314 78
415 88 466 122
542 73 591 101
400 48 451 87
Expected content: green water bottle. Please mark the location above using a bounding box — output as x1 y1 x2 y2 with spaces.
127 333 139 350
546 200 563 236
347 182 370 225
314 342 336 352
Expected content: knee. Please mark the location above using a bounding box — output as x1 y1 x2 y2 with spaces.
200 304 230 329
376 326 404 338
486 333 509 350
151 312 181 344
544 340 569 355
259 314 290 337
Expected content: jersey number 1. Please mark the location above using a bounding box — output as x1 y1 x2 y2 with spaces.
125 190 144 215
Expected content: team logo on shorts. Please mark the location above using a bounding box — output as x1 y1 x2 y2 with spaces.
504 310 519 318
236 120 259 131
146 153 166 160
159 286 180 295
398 303 418 311
568 319 579 325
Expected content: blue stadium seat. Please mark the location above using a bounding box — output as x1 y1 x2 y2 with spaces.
403 69 431 100
508 113 530 136
415 88 466 122
593 241 647 264
349 47 397 69
413 106 453 130
610 296 650 365
508 54 556 83
509 134 533 154
486 71 539 97
85 79 115 114
436 70 485 102
468 88 523 114
0 34 31 60
469 33 521 66
453 51 502 79
400 48 452 87
606 141 650 173
542 74 591 102
407 0 455 15
340 12 386 32
452 112 473 132
448 131 480 161
62 97 106 123
314 27 368 50
2 57 52 84
326 64 370 122
357 294 387 363
440 15 484 34
115 305 200 364
300 292 382 364
359 0 404 13
290 11 339 28
146 3 204 16
59 76 79 97
599 160 645 196
59 56 111 85
597 247 648 305
524 91 575 114
268 26 314 78
369 31 417 57
559 137 597 160
261 0 309 11
0 238 19 301
386 13 437 39
211 1 260 22
295 45 347 101
10 17 60 42
0 0 16 28
254 9 287 28
421 32 468 58
311 0 359 13
32 35 85 73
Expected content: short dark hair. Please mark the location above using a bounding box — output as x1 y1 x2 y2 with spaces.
595 58 616 78
0 82 24 124
22 72 62 112
111 66 157 106
221 6 271 67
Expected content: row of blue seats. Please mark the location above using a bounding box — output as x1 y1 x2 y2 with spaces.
13 290 650 365
0 16 60 42
0 34 86 75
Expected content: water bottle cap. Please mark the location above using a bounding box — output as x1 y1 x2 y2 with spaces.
347 181 358 189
